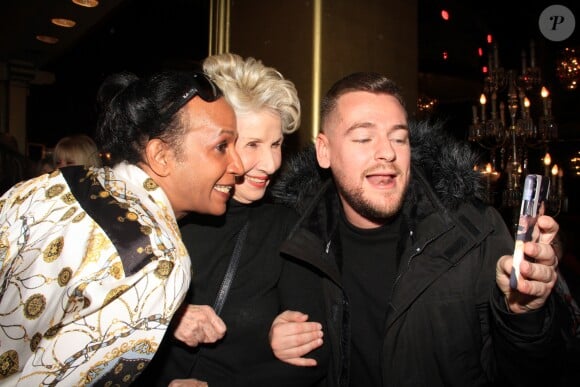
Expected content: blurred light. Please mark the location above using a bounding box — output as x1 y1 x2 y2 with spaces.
544 152 551 166
541 86 550 98
441 10 449 20
483 66 489 73
478 47 483 56
442 51 448 60
556 47 580 90
51 18 76 28
487 34 493 44
72 0 99 7
36 35 59 44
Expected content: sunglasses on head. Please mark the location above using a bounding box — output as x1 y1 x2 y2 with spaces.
160 72 222 122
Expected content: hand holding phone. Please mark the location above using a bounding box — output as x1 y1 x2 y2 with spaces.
509 174 550 290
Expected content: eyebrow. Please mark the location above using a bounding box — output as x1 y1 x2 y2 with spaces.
220 129 238 137
345 121 409 134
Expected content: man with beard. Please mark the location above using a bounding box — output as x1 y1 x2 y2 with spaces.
268 72 565 386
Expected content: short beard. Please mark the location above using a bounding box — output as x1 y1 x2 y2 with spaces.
336 181 405 223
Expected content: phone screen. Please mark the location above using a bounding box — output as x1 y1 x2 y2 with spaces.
509 174 550 289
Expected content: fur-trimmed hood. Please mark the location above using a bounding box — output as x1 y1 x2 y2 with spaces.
271 120 486 216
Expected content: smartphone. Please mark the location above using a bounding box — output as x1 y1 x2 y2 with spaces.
509 174 550 289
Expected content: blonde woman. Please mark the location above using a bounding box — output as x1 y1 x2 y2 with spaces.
53 133 102 168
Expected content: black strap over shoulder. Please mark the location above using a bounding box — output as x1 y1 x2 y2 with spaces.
212 221 249 315
60 166 156 276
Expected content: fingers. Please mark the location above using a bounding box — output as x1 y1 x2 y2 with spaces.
173 304 226 347
517 259 557 296
523 240 558 267
269 310 323 366
273 310 310 324
281 354 320 367
535 215 558 244
495 255 512 293
272 333 323 365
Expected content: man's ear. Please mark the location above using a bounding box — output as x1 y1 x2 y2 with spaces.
143 139 175 177
315 133 330 169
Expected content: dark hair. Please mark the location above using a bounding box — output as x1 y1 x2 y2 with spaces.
320 72 406 132
96 71 221 165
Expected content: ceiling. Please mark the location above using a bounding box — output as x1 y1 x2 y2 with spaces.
1 0 578 82
1 0 578 145
0 0 126 71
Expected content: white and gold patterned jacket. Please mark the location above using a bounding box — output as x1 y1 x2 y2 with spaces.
0 163 190 386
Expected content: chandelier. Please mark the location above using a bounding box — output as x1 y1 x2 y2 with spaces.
468 40 564 222
556 47 580 90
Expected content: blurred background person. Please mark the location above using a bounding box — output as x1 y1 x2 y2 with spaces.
53 133 102 168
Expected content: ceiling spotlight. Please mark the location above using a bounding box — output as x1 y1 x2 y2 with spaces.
51 18 77 28
36 35 59 44
72 0 99 8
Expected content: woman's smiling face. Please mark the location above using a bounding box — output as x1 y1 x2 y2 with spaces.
232 109 283 204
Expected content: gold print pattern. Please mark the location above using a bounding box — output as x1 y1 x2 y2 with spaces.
104 285 130 305
0 164 187 384
154 260 174 279
58 267 73 286
0 349 19 378
125 212 138 221
143 178 158 191
30 332 42 352
109 262 124 280
44 323 62 339
73 212 86 222
43 236 64 262
14 189 33 205
24 294 46 319
46 184 65 198
61 192 76 204
0 234 8 260
0 199 4 212
136 245 153 255
60 207 77 221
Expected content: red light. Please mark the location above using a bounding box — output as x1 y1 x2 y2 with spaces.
487 34 493 44
441 10 449 20
478 47 483 56
483 66 488 74
443 51 448 60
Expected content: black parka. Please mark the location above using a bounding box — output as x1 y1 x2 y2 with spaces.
272 121 564 387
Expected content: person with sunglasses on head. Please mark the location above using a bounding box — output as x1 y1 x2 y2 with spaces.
268 72 566 386
137 53 329 387
0 70 243 386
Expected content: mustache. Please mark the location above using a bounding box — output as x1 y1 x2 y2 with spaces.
363 164 401 176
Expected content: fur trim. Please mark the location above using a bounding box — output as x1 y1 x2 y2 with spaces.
410 120 486 208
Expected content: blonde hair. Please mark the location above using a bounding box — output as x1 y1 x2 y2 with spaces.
202 53 300 134
53 134 102 168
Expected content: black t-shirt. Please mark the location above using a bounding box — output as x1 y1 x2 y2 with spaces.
339 212 401 387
